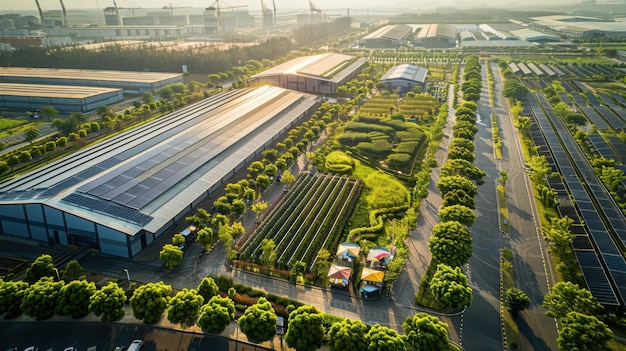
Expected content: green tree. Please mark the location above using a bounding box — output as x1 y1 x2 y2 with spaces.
557 312 612 351
40 105 58 120
505 287 530 314
197 277 219 303
441 158 485 185
285 305 325 351
428 221 472 267
436 176 477 198
402 312 449 351
142 92 154 103
130 281 172 324
172 233 186 246
197 300 232 334
542 281 602 319
252 201 268 218
24 254 55 284
231 199 247 218
365 324 407 351
442 189 475 209
196 227 214 250
208 295 235 319
55 279 96 318
256 174 271 192
503 79 529 100
160 244 184 269
515 116 532 135
21 277 64 320
328 319 369 351
543 216 575 257
24 126 41 143
238 297 277 343
260 239 277 270
527 155 550 183
60 260 84 281
167 288 204 328
247 161 265 178
89 281 126 321
289 261 307 283
438 204 476 227
430 264 473 308
312 248 332 279
599 166 625 195
0 280 29 318
186 208 211 228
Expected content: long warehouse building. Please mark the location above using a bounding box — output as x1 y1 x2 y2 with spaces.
250 53 366 95
0 86 320 257
0 83 123 113
0 67 182 94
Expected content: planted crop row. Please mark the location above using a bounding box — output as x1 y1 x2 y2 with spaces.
308 179 363 270
279 176 347 267
238 173 362 271
275 176 343 266
249 174 333 261
238 173 315 257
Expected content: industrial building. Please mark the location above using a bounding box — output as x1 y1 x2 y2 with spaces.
414 24 457 49
509 28 561 43
531 15 626 39
250 53 367 95
45 25 205 40
0 67 182 94
0 86 320 257
0 83 123 113
358 24 413 48
380 64 428 95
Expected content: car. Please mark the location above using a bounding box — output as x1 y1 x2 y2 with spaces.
64 348 77 351
112 346 124 351
126 340 142 351
24 347 37 351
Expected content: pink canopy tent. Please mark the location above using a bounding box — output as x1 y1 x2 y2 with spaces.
327 264 352 280
367 247 391 262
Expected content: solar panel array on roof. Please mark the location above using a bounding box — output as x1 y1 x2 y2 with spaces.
78 86 305 210
62 193 153 226
380 64 428 84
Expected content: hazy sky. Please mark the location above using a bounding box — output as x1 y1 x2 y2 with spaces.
0 0 393 12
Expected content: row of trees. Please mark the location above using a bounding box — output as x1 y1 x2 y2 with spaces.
3 254 456 351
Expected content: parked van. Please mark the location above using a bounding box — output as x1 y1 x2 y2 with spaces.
126 340 142 351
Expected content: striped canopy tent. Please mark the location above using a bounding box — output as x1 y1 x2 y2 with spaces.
337 242 360 261
361 268 385 283
367 247 391 262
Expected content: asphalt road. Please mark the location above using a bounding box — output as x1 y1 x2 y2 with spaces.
490 61 559 350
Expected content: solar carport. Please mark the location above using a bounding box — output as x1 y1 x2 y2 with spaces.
0 86 320 257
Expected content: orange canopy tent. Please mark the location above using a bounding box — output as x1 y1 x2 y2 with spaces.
361 268 385 283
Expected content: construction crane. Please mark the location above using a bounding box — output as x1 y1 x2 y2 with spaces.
261 0 273 26
59 0 69 27
34 0 46 29
112 0 122 25
208 0 247 34
308 0 321 23
272 0 276 23
162 2 191 15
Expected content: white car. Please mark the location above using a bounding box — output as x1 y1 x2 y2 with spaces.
24 347 37 351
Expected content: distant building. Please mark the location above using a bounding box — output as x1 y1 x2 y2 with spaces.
0 83 123 113
510 28 561 43
414 24 456 49
0 36 71 48
380 64 428 95
358 24 413 48
250 53 367 95
0 67 182 94
45 25 204 40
